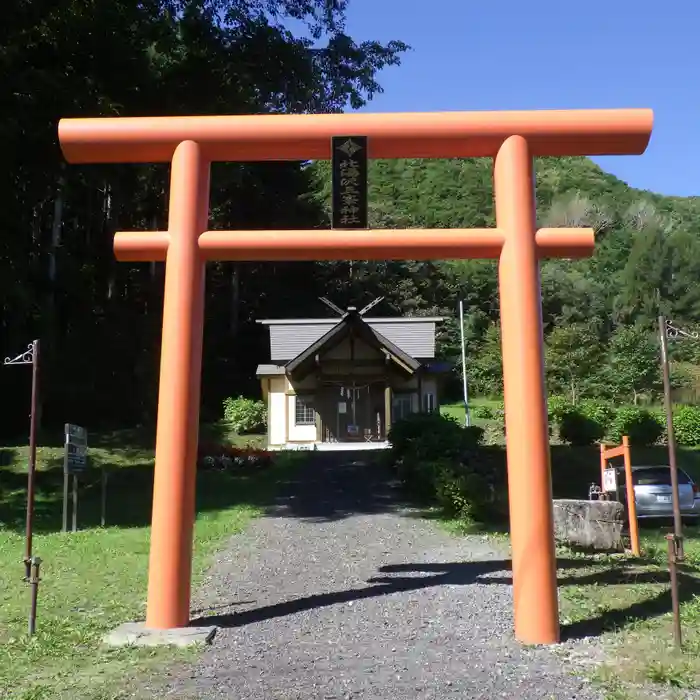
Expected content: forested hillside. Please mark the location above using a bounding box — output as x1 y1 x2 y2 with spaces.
310 157 700 403
2 1 699 439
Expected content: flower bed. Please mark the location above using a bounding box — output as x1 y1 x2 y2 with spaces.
198 443 273 470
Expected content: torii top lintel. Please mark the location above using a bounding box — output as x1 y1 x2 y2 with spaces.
58 109 653 164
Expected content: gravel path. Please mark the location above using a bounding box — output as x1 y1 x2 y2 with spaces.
162 453 603 700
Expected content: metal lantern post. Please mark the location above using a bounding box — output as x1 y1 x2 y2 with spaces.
459 300 471 427
4 340 41 577
659 318 698 561
659 317 699 650
3 339 42 636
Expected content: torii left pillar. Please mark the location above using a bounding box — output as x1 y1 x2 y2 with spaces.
147 140 210 625
58 108 652 643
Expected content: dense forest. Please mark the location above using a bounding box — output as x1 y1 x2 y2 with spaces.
2 0 700 439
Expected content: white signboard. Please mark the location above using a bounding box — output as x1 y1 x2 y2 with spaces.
603 467 618 493
338 402 347 415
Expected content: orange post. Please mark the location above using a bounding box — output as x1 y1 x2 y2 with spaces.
622 436 641 556
145 141 210 628
495 136 559 644
600 443 607 492
57 107 653 641
600 439 640 557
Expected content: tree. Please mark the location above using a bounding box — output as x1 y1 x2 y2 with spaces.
0 0 409 437
605 325 661 404
467 323 503 397
545 323 603 404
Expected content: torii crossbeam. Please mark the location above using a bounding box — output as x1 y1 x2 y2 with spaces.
59 108 653 645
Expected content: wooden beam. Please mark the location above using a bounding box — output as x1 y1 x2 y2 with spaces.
60 109 653 164
315 373 323 443
602 445 625 459
114 227 596 263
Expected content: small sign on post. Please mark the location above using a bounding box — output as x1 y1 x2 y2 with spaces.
63 424 88 533
603 467 618 494
331 136 368 230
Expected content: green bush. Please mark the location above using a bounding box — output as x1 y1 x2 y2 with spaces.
558 409 605 446
388 412 484 463
608 406 664 446
471 404 494 419
432 462 492 523
547 395 573 423
578 399 615 427
388 412 500 523
673 405 700 446
222 395 267 434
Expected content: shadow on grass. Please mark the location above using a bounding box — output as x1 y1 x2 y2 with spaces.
0 447 17 467
29 420 238 451
470 445 700 501
0 451 298 536
560 569 700 640
0 420 278 534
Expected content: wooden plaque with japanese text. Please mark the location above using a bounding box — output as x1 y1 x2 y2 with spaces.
331 136 368 229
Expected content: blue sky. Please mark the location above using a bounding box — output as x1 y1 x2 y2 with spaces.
341 0 697 197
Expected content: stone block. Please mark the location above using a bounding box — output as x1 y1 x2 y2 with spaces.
552 498 625 552
103 621 217 648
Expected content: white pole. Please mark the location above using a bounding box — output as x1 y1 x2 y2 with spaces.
459 300 471 427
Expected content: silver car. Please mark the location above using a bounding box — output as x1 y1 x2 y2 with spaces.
618 465 700 519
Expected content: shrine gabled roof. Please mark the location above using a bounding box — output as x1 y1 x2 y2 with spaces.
284 311 421 379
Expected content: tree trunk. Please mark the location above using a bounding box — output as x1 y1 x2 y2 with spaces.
230 263 241 337
48 172 65 288
42 172 65 415
104 182 116 301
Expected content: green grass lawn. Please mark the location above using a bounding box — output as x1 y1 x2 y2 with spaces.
441 399 505 444
0 423 288 700
557 529 700 700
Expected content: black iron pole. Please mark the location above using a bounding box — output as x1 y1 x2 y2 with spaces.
2 340 41 584
666 534 683 649
28 556 41 636
659 316 685 561
24 340 40 580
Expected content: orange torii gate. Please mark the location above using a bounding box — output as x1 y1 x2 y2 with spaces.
58 109 653 645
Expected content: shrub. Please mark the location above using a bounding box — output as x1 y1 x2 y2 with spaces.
471 404 494 420
481 421 505 445
387 413 503 524
673 405 700 446
608 406 664 446
558 409 605 446
547 395 573 423
578 399 615 427
432 462 492 523
222 396 267 434
388 412 484 463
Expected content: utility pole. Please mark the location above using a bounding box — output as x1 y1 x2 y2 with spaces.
459 300 471 427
